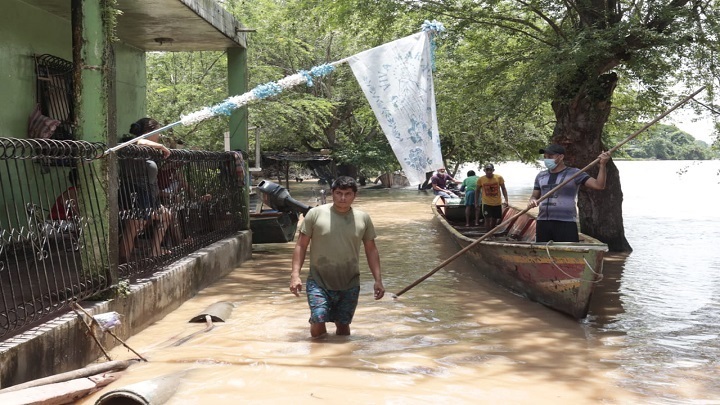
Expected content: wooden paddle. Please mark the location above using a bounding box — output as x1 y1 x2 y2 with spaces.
393 86 706 298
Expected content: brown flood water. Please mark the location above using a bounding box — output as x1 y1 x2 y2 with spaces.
81 168 720 404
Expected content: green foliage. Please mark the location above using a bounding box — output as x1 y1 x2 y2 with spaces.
404 0 720 149
146 52 229 150
626 124 719 160
332 136 398 175
88 279 131 300
432 23 555 166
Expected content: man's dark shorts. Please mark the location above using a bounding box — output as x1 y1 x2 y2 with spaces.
535 220 580 243
306 279 360 325
483 204 502 219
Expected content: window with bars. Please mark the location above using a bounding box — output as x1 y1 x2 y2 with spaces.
34 54 75 140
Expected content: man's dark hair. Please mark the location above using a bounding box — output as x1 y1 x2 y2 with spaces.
331 176 358 193
467 170 476 176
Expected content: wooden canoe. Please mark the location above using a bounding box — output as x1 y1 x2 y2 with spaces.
432 196 607 319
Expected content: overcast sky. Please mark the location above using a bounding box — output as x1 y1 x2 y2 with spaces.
666 109 718 144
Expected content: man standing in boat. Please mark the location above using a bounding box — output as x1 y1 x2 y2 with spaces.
289 176 385 338
528 144 611 242
475 163 509 231
430 167 459 198
461 170 481 227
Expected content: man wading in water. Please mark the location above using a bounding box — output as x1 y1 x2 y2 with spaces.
290 176 385 338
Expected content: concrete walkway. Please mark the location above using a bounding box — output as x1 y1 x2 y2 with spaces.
0 231 252 388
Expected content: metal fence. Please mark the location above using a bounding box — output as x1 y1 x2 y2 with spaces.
116 146 246 279
0 138 246 340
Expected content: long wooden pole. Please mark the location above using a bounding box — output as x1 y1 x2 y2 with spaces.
0 360 137 394
393 86 706 298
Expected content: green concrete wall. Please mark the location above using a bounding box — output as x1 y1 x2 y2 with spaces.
0 1 144 140
0 1 73 229
114 44 146 135
0 1 147 230
0 0 72 139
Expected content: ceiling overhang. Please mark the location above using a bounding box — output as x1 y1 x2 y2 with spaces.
23 0 247 51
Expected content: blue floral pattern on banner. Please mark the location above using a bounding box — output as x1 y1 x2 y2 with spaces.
347 32 444 185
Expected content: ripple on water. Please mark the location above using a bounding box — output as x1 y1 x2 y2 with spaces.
435 353 519 367
470 344 514 353
353 334 458 356
461 327 503 337
377 362 449 377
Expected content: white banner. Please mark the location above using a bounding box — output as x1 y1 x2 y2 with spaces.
348 32 443 186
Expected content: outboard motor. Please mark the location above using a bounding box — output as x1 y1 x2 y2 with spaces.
256 180 311 215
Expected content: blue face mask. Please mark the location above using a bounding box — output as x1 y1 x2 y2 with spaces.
544 158 557 170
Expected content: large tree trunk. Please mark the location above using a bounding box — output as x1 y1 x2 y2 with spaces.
551 72 632 252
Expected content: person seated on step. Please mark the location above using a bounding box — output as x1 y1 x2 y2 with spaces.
157 159 210 248
118 118 173 263
49 168 81 230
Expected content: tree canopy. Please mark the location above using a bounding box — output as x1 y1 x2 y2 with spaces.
144 0 720 251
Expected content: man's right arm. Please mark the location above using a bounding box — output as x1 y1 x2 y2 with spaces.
290 233 311 296
528 189 541 208
431 178 441 191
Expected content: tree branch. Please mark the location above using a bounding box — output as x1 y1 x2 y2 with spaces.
513 0 568 40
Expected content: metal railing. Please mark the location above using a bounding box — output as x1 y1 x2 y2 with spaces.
116 146 246 279
0 138 246 340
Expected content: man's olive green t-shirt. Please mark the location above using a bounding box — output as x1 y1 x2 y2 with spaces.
300 204 376 291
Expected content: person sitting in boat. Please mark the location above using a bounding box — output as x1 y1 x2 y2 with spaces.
475 163 509 231
527 144 611 242
430 167 459 198
461 170 481 226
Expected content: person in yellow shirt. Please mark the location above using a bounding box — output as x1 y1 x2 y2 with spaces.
475 163 509 231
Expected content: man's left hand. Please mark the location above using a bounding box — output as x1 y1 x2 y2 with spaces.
374 281 385 300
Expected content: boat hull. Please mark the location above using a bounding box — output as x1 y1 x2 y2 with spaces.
250 211 298 244
432 196 606 319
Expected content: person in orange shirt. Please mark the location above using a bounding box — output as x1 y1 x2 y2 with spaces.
475 163 509 231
